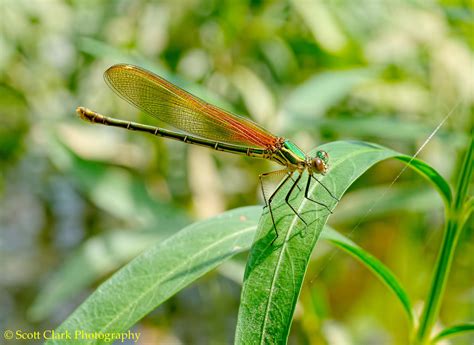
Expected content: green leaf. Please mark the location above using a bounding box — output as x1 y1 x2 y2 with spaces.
321 226 414 325
431 323 474 343
45 207 259 345
235 140 450 344
48 137 189 227
293 116 468 148
281 68 375 121
333 183 443 224
29 229 164 321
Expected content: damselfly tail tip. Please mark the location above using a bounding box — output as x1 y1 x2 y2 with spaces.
76 106 87 118
76 107 97 123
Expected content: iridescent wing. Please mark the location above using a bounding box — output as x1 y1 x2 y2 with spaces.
104 64 278 148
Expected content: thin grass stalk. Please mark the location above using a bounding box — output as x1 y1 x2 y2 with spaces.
414 131 473 344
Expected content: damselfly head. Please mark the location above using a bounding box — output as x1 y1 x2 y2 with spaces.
311 150 329 174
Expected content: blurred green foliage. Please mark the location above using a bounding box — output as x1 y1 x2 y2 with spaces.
0 0 472 344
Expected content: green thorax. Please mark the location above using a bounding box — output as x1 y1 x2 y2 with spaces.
271 139 307 167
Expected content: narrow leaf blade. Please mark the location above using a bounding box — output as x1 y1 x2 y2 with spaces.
321 226 414 325
432 323 474 343
46 207 259 345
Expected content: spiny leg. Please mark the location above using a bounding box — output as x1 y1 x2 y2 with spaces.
311 175 339 201
290 175 302 192
284 172 308 226
305 174 333 213
262 171 300 213
259 169 294 241
260 169 292 212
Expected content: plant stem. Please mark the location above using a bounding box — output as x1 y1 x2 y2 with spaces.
414 131 473 344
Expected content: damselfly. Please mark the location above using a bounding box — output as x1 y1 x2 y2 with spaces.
77 64 337 241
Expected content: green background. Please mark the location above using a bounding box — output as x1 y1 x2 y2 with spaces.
1 0 472 344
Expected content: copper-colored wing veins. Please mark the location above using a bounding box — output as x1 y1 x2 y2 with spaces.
104 64 278 148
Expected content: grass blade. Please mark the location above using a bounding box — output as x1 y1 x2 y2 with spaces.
321 226 414 325
431 323 474 343
415 131 472 344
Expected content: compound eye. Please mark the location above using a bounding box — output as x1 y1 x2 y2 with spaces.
317 150 329 163
312 157 327 174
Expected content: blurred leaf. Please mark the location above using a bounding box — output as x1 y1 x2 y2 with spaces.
321 226 414 325
217 260 246 285
291 0 347 53
0 85 28 163
443 6 474 23
45 206 260 345
431 323 474 343
79 38 234 111
298 116 468 147
231 66 276 126
47 136 188 228
79 38 140 66
281 68 376 122
260 38 297 80
29 229 165 321
333 183 443 224
235 140 450 344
